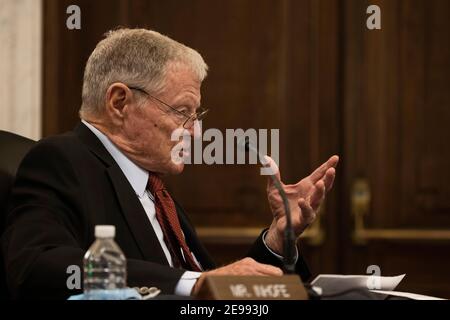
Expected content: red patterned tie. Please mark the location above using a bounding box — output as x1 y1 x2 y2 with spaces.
147 173 201 272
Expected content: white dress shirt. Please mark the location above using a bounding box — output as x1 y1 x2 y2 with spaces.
82 120 200 296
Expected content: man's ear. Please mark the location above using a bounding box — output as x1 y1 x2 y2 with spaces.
105 83 133 122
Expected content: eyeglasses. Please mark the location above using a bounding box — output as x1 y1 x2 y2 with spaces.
128 86 209 129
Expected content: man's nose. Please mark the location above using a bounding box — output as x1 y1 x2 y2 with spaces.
189 120 202 139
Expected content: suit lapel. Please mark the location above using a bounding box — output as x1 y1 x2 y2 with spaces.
74 122 170 265
175 201 216 270
106 165 169 264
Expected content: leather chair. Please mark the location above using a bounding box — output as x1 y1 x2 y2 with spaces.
0 131 35 300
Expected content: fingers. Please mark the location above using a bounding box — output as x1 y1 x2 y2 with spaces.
309 155 339 183
306 168 335 213
309 180 326 211
239 258 283 276
252 261 284 276
298 198 316 226
213 258 284 277
323 167 336 192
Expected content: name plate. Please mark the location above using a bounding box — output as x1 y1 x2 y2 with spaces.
196 275 308 300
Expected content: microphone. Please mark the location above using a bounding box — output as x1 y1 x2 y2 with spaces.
238 137 297 274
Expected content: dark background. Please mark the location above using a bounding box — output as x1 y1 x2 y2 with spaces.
42 0 450 298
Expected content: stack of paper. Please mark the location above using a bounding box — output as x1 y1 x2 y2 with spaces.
310 274 445 300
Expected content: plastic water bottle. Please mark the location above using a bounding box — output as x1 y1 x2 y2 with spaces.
83 225 127 299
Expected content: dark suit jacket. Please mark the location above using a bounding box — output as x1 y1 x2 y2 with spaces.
1 123 310 300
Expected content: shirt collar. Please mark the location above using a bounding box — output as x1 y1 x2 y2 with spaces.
82 120 149 197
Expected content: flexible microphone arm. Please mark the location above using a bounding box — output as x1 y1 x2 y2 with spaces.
266 173 297 274
241 138 296 274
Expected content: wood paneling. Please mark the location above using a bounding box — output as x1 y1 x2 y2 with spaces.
43 0 127 136
342 0 450 298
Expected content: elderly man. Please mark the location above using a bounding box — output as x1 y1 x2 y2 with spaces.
1 28 338 299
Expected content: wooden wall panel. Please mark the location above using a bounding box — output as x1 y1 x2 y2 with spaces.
342 0 450 298
399 0 450 226
43 0 128 136
343 0 450 230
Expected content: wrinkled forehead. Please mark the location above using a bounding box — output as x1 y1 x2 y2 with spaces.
159 63 202 106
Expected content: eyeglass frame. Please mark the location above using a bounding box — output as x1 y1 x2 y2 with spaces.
127 85 209 129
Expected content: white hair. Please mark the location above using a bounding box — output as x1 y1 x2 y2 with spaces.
79 28 208 117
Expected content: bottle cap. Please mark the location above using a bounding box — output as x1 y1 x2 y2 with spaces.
95 225 115 238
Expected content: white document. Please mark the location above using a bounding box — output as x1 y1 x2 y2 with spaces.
370 290 446 300
311 274 405 295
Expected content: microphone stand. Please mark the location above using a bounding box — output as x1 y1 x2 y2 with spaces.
267 175 296 274
243 139 297 274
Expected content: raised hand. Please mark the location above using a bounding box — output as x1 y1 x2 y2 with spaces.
264 155 339 255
